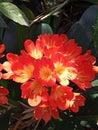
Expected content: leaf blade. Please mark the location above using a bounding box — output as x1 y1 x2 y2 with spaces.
0 2 29 26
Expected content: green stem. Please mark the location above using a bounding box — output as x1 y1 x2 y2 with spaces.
30 0 69 26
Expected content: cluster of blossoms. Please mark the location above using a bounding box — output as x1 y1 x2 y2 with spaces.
0 34 98 122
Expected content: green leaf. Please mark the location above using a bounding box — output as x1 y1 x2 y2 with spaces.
0 16 7 27
22 7 35 21
90 93 98 99
17 25 30 52
92 80 98 87
30 23 53 41
0 2 29 26
67 23 90 53
93 11 98 51
0 79 8 87
40 23 53 34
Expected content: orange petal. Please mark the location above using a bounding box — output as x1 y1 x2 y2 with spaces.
28 95 41 106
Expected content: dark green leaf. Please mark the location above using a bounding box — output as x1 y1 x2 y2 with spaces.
90 93 98 99
30 23 53 41
22 7 35 21
40 23 53 34
67 23 91 53
17 25 30 52
93 11 98 52
0 79 8 87
0 16 7 27
0 2 29 26
67 5 97 55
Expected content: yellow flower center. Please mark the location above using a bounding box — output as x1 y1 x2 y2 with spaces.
40 66 53 81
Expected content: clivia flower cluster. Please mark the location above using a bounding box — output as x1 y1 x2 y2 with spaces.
0 34 98 122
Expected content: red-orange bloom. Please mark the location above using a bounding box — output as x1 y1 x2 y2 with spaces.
73 62 95 90
59 39 82 60
36 34 68 57
33 57 56 86
12 54 35 83
75 50 96 65
24 39 43 59
69 93 85 112
2 53 19 79
21 80 48 106
49 85 74 110
1 34 98 122
73 50 96 90
52 53 77 86
0 86 9 104
34 101 59 122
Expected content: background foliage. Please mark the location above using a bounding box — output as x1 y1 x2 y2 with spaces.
0 0 98 130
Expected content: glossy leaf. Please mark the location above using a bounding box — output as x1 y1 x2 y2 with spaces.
0 2 29 26
40 23 53 34
67 5 97 55
30 23 53 41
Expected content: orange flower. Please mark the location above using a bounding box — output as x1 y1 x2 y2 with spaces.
69 93 85 112
49 85 74 110
52 53 77 86
34 101 59 122
12 54 35 83
21 80 48 106
2 61 14 79
36 34 68 57
73 62 95 90
2 53 35 83
2 34 98 122
24 39 43 59
73 50 96 90
0 86 9 104
6 53 19 64
33 57 56 86
59 39 82 60
2 53 19 79
75 50 96 65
